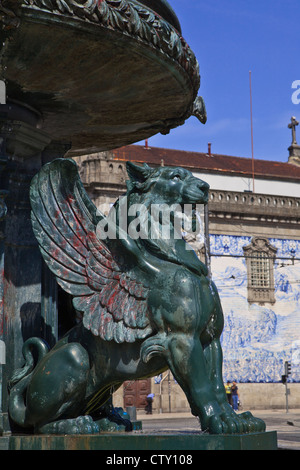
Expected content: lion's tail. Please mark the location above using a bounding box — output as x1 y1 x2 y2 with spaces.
8 337 49 428
8 337 49 391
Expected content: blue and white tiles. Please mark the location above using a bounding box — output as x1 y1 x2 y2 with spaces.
210 235 300 383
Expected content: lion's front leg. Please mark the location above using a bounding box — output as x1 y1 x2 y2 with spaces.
204 338 266 433
165 333 231 434
203 337 236 413
142 331 223 432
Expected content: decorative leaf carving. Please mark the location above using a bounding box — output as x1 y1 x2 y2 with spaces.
127 2 141 34
19 0 200 94
56 0 72 13
97 0 110 23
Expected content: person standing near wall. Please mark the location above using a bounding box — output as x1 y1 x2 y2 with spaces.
231 381 239 411
146 393 154 414
225 381 232 407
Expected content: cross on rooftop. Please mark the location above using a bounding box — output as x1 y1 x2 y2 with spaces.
288 116 299 145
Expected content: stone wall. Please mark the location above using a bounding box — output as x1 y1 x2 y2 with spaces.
113 378 300 413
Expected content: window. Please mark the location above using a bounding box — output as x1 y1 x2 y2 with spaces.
243 237 277 304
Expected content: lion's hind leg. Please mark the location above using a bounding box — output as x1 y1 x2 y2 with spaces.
25 342 91 434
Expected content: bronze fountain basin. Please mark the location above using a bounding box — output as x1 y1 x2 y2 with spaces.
0 0 204 152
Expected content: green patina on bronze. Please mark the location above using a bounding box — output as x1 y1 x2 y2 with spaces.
0 0 206 151
7 158 266 436
0 0 268 441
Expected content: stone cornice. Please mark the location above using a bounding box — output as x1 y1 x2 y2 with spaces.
75 157 300 224
209 189 300 222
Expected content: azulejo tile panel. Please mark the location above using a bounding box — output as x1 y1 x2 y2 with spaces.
210 235 300 383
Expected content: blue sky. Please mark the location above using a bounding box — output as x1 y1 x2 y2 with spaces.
136 1 300 163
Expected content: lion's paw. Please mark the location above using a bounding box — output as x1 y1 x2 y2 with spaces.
205 411 266 435
238 411 266 433
207 414 238 434
38 415 100 435
95 417 126 433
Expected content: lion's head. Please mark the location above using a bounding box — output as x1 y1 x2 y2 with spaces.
126 162 209 206
122 162 209 241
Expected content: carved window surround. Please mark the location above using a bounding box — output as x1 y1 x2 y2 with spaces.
243 237 277 305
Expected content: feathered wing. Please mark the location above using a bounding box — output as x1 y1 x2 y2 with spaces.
30 158 153 343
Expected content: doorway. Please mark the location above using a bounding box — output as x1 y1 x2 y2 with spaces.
123 378 151 410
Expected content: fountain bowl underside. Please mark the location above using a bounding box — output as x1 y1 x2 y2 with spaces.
0 0 200 152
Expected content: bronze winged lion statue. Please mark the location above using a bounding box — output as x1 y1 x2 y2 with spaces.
8 159 265 435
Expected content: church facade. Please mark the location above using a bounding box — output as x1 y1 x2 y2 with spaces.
71 120 300 410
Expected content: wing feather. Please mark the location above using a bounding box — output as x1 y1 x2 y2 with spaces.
39 165 87 259
81 295 100 330
90 304 103 336
110 289 128 321
87 232 121 272
135 300 149 329
31 195 87 269
30 158 153 344
49 162 89 256
56 278 93 296
123 295 137 328
32 214 87 278
101 311 114 341
40 246 88 283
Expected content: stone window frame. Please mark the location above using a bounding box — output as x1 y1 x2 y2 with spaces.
243 237 277 305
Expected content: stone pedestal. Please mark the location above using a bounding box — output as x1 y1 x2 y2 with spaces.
0 430 278 450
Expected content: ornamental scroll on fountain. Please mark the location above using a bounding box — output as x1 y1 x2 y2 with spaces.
0 0 266 436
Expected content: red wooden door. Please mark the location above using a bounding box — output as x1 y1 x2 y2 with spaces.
123 379 151 409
